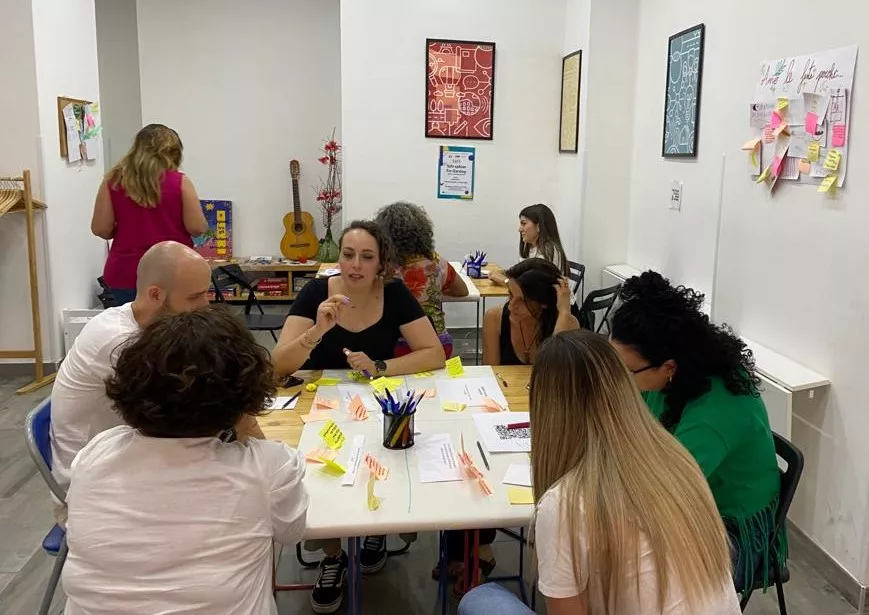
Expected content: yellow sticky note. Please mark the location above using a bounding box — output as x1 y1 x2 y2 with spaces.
319 419 346 450
413 371 435 378
823 149 841 172
818 175 838 193
313 377 341 387
367 473 380 510
443 402 466 412
445 356 465 378
755 166 770 184
347 371 369 382
741 137 761 151
319 456 347 475
369 376 403 395
507 486 534 505
776 97 789 112
808 142 820 162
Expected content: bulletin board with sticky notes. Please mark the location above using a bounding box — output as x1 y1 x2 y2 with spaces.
744 45 856 195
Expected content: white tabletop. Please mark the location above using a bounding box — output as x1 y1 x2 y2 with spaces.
297 417 532 540
446 261 480 302
313 367 514 419
741 337 831 392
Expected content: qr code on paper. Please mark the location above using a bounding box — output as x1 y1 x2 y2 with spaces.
494 425 530 440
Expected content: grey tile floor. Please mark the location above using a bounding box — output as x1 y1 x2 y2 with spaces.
0 363 857 614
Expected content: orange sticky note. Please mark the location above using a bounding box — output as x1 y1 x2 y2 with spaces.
741 138 761 151
301 411 331 424
773 122 789 137
305 448 337 463
798 159 811 174
349 394 369 421
314 397 339 410
482 397 505 412
363 453 389 480
478 478 494 496
423 388 436 398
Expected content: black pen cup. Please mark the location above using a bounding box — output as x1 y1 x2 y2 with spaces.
382 411 416 450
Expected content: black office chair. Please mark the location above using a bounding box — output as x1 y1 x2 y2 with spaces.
567 261 585 303
578 283 621 334
211 265 286 342
740 433 804 614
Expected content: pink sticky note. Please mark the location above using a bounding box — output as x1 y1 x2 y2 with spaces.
804 112 818 135
770 111 782 130
771 156 783 177
482 397 504 412
763 125 775 144
314 397 339 410
832 124 846 147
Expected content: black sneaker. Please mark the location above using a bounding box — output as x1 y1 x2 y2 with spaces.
360 535 388 574
311 551 347 614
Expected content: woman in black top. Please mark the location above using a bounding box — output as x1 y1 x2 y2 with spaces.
481 259 579 366
272 220 445 614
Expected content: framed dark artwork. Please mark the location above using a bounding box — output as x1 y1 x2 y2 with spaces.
559 50 582 153
425 38 495 140
662 23 705 157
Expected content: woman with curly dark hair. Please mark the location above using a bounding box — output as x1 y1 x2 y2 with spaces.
62 307 308 615
609 271 783 598
375 201 468 357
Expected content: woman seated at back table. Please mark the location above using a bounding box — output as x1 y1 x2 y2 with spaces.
272 219 445 614
374 200 468 358
459 330 741 615
487 203 570 281
482 258 579 366
63 307 308 615
609 271 783 596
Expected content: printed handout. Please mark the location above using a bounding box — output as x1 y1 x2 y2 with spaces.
436 377 509 410
473 412 531 453
416 433 462 483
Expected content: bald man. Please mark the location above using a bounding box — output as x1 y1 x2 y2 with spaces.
50 241 220 489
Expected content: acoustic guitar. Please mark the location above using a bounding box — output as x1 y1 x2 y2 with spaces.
280 160 319 261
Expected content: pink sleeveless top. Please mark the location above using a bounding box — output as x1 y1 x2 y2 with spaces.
102 170 194 288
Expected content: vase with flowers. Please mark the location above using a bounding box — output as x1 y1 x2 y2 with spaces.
314 131 343 263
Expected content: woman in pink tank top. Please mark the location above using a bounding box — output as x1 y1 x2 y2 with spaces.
91 124 208 304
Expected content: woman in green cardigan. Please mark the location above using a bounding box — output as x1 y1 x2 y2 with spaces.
609 271 783 596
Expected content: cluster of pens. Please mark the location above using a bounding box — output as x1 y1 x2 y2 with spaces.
463 251 487 279
377 388 422 450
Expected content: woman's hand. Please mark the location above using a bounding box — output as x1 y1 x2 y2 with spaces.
343 349 377 375
554 278 572 314
314 294 349 336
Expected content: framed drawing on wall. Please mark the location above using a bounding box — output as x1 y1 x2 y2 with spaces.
425 38 495 140
662 23 705 157
559 50 582 153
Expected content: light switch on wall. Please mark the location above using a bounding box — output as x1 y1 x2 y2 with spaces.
669 181 683 211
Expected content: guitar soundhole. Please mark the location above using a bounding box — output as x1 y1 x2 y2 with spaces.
294 224 304 234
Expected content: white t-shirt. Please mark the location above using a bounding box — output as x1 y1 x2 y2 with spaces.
50 304 140 488
63 425 308 615
535 487 741 615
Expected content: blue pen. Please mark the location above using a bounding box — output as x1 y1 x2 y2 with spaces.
385 387 395 410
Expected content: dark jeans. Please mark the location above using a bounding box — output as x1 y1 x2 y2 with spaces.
108 287 136 305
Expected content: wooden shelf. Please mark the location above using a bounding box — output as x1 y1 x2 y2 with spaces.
220 293 297 303
208 258 320 273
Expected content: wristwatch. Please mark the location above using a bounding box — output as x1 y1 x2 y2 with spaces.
374 360 388 374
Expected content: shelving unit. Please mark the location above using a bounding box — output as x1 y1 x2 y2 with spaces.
208 258 319 304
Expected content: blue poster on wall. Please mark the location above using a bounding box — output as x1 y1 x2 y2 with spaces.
437 146 475 199
662 24 705 157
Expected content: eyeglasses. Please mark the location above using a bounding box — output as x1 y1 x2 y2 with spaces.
631 364 660 375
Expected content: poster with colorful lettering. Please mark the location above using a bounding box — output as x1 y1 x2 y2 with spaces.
752 46 856 189
426 39 495 140
437 146 475 200
193 200 233 258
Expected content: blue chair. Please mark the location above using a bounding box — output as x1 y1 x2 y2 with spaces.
24 398 68 615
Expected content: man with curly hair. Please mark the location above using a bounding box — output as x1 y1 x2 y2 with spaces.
50 240 263 495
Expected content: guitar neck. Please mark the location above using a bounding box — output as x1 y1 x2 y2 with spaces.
292 178 302 222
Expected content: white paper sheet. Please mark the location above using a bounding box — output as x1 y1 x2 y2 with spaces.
268 396 299 410
337 384 379 411
416 433 462 483
63 104 82 163
502 464 532 487
435 377 509 409
473 412 531 453
341 435 365 486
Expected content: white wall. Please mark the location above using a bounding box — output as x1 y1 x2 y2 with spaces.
136 0 341 255
31 0 106 358
95 0 142 170
341 0 566 327
553 0 591 264
0 0 54 362
626 0 869 582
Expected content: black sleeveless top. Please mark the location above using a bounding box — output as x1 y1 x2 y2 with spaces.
498 304 525 366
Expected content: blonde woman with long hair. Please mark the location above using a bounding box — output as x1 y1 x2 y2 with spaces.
459 330 740 615
91 124 208 304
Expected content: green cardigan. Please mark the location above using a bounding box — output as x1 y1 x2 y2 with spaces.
643 377 785 589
